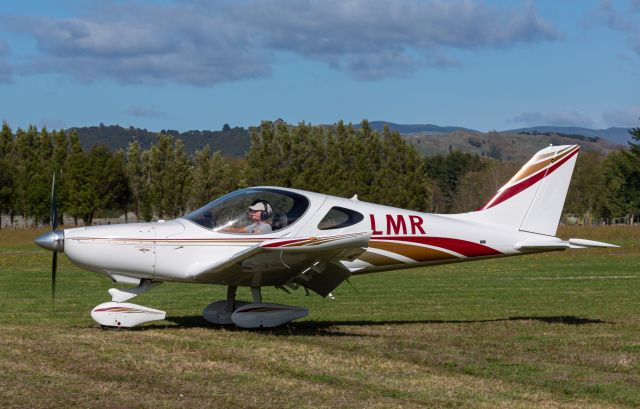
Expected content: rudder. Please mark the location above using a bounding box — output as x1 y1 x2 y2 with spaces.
466 145 579 236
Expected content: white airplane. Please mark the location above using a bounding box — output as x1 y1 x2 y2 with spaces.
35 144 617 329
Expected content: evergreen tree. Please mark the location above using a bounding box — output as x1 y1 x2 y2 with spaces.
292 124 325 191
245 121 281 185
140 149 154 222
564 152 605 223
147 134 191 219
424 151 485 212
28 127 55 224
52 129 69 226
65 145 128 225
600 150 640 220
0 122 14 226
12 126 39 221
64 138 93 225
629 121 640 158
125 141 145 220
191 146 236 208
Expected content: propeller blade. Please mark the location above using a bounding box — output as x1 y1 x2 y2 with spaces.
52 251 58 302
50 173 58 231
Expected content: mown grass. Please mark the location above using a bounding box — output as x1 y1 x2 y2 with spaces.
0 225 638 408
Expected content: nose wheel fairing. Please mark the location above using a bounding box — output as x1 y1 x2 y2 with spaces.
91 302 166 328
90 279 167 329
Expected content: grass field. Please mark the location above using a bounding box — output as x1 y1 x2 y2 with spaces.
0 225 639 408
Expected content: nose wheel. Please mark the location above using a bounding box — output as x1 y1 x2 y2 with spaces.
90 279 166 329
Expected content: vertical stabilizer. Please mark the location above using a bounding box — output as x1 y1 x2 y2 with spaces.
463 145 579 236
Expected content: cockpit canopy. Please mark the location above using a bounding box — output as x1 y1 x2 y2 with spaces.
185 188 310 233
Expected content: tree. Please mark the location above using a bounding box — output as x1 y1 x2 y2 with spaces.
0 122 14 226
600 150 640 220
65 145 128 225
245 121 283 186
424 151 486 212
629 120 640 158
598 119 640 222
563 151 605 223
125 141 145 220
191 146 236 208
147 134 191 219
452 160 519 213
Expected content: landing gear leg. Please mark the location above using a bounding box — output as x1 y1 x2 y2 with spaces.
202 285 249 325
251 287 262 303
225 285 237 312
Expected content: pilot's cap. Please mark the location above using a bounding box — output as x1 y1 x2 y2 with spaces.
248 201 272 214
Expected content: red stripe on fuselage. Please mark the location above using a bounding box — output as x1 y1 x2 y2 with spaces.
371 236 501 257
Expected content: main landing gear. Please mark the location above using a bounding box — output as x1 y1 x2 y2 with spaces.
203 286 308 328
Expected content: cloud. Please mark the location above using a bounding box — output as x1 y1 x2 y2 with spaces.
243 0 560 80
602 107 640 127
593 0 640 56
125 105 167 119
0 0 561 85
509 111 595 127
0 40 13 83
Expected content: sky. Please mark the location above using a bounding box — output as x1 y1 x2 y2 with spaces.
0 0 639 132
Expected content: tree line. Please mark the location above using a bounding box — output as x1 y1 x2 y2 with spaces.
0 120 638 228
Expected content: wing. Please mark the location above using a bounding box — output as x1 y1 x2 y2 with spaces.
191 232 371 297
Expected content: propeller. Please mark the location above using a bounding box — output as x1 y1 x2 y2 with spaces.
34 173 64 302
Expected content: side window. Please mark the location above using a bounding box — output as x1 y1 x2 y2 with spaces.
318 207 364 230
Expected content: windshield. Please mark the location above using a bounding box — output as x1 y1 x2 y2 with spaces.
185 188 310 234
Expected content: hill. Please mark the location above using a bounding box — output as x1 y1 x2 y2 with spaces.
69 124 251 157
503 126 632 145
64 122 629 161
406 130 622 161
363 121 480 135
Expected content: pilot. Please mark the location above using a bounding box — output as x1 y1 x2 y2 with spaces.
246 201 273 234
223 200 273 234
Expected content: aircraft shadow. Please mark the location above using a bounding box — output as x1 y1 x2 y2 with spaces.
133 314 611 336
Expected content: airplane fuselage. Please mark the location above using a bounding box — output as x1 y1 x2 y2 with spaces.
62 188 553 288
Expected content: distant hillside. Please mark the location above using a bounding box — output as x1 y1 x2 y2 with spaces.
63 122 630 161
368 121 633 147
68 124 250 157
405 130 622 162
502 126 632 146
364 121 480 135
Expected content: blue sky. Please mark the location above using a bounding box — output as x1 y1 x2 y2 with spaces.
0 0 638 132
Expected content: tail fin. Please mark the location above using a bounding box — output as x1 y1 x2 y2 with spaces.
468 145 579 236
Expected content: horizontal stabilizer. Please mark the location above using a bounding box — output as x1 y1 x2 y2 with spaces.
568 238 620 248
514 238 619 251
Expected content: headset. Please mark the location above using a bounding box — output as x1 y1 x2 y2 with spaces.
250 200 273 221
